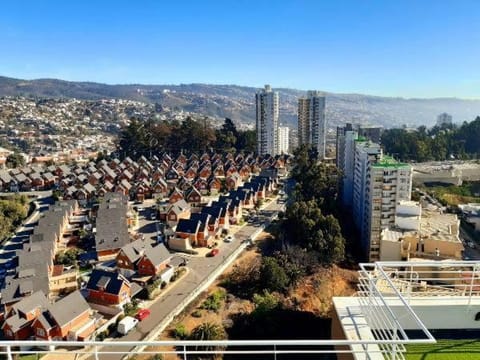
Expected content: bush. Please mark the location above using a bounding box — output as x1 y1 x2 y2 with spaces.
200 289 226 312
191 310 202 318
172 324 188 339
149 355 163 360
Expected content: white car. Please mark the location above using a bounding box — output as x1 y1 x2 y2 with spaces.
224 235 235 243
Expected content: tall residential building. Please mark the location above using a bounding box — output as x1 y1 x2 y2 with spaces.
278 126 290 154
288 129 299 153
437 112 453 127
256 85 279 156
297 91 326 158
336 124 358 207
364 155 412 261
337 124 413 261
352 140 383 250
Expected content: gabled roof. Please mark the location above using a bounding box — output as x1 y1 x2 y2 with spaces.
48 290 90 328
86 269 130 295
11 290 49 317
168 199 190 215
189 213 210 231
142 243 171 267
119 239 150 263
201 206 222 220
176 218 200 234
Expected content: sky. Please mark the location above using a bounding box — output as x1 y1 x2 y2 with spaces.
1 0 480 98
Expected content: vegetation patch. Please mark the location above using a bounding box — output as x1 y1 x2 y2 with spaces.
405 339 480 360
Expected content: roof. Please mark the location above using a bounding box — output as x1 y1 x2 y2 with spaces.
48 291 90 328
176 218 200 234
201 206 222 219
96 194 130 251
11 290 49 316
143 243 171 267
86 269 130 295
190 213 210 231
372 155 410 169
120 239 150 263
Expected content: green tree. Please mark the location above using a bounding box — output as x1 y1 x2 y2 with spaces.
6 152 25 168
259 257 290 293
236 129 257 152
284 201 345 264
252 290 280 315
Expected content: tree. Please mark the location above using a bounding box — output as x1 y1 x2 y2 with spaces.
215 118 238 152
252 290 280 315
284 201 345 264
259 257 290 293
236 129 257 153
6 152 25 168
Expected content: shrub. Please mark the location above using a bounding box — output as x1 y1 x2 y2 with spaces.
191 310 202 318
172 324 188 340
200 289 226 312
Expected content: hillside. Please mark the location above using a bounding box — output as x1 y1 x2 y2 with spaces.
1 75 480 128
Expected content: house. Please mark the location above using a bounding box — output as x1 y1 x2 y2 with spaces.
116 239 150 270
201 206 222 236
208 177 222 194
189 213 212 247
165 199 191 227
185 186 202 205
194 177 209 195
86 269 131 307
208 202 230 229
169 187 184 204
95 193 131 260
226 172 242 191
175 219 201 246
137 244 172 276
1 291 49 340
32 291 96 341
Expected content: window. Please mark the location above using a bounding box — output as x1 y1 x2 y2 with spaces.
5 329 12 337
37 328 45 337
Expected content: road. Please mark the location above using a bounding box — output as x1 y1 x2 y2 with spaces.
95 196 285 360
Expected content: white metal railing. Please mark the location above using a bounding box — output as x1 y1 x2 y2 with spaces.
0 339 437 360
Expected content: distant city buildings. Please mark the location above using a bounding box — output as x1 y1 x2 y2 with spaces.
297 91 326 158
437 112 453 127
288 129 298 153
278 126 290 154
256 85 279 156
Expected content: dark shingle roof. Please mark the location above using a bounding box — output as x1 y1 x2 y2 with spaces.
86 269 129 296
176 219 200 234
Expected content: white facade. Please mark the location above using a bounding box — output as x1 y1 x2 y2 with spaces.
278 126 290 154
367 158 412 261
336 125 358 207
297 91 326 158
256 85 279 156
352 140 383 256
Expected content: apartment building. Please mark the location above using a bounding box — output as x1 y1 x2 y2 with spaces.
366 156 412 261
336 124 358 207
256 85 279 156
297 91 326 158
278 126 290 154
380 200 464 261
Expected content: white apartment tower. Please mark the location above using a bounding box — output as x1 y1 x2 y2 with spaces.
436 112 453 127
278 126 290 154
297 91 326 158
256 85 279 156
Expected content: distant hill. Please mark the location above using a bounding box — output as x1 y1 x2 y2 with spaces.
1 75 480 129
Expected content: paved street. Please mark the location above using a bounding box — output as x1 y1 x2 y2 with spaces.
95 196 285 360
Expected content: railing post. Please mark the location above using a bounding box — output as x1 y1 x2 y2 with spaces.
183 344 187 360
273 344 277 360
468 264 476 306
6 345 13 360
94 345 99 360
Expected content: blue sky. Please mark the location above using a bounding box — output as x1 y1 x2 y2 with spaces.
1 0 480 98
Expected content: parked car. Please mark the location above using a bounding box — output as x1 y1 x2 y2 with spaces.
207 248 220 257
135 309 151 321
149 213 157 220
117 316 139 335
224 235 234 243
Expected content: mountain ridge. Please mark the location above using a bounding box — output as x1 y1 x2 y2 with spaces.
2 75 480 128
